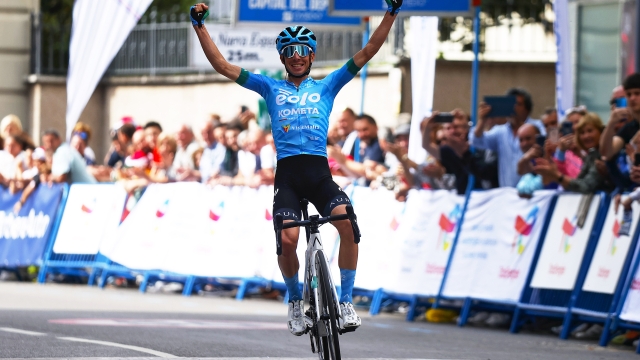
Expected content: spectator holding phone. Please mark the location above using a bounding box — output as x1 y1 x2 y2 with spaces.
554 107 587 179
534 113 613 193
515 124 545 197
601 73 640 162
471 87 544 187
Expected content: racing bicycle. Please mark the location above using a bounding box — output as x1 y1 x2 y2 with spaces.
274 199 361 360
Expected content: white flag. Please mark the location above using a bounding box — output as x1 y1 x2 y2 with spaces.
66 0 152 139
408 17 438 163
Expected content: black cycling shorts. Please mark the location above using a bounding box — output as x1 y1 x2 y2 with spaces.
273 155 351 221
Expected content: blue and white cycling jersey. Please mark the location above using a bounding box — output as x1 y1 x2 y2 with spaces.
236 59 361 161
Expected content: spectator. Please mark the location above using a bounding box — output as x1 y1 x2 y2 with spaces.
106 122 136 167
259 132 276 186
534 113 613 193
541 107 558 133
330 114 386 185
71 122 96 164
515 124 544 197
336 108 358 153
601 73 640 161
380 123 417 201
209 123 242 185
42 129 96 184
13 149 52 214
123 129 152 170
173 124 200 171
199 120 225 184
143 121 163 164
70 130 95 165
0 134 28 187
423 110 499 194
235 130 259 187
471 88 545 188
554 109 586 180
0 114 22 139
151 134 178 183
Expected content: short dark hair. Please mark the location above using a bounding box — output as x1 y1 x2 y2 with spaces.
506 87 533 113
623 73 640 91
343 108 356 118
226 121 244 133
355 114 377 126
42 129 60 139
118 123 136 140
144 121 163 132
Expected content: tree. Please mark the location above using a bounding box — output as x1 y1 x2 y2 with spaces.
438 0 554 52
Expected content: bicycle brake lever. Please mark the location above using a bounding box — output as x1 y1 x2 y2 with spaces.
275 214 284 256
345 205 361 244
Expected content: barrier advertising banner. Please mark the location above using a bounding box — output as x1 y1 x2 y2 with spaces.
52 184 127 255
583 198 640 294
530 194 601 290
190 26 282 70
442 189 554 302
0 184 64 266
237 0 361 28
349 186 407 291
620 243 640 322
382 190 463 296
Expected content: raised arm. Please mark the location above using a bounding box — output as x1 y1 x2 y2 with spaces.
191 4 241 81
353 0 402 68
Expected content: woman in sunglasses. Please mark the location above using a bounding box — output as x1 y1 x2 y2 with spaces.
191 0 402 336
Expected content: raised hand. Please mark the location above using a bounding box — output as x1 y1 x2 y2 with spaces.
190 3 209 28
385 0 402 15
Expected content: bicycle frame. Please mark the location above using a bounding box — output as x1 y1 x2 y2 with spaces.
302 226 342 323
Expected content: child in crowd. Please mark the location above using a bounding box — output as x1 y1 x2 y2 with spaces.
13 148 52 214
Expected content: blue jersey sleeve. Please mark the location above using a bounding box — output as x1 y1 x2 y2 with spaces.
235 69 275 99
321 58 361 95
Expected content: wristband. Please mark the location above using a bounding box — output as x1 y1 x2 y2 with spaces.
190 6 209 28
385 0 402 15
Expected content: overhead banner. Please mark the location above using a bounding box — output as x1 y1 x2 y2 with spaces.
530 194 602 291
52 184 127 255
582 198 640 294
329 0 472 17
190 26 282 70
408 16 438 163
236 0 361 28
0 184 64 266
66 0 152 139
553 0 574 118
382 190 464 296
442 189 555 302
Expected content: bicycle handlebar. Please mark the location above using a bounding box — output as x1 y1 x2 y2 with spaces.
274 205 361 256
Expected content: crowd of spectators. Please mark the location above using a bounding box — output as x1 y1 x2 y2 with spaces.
3 74 640 208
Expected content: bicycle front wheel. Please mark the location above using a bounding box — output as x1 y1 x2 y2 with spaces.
316 250 341 360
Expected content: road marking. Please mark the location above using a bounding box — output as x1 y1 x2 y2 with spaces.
57 337 178 358
0 327 47 336
49 318 287 330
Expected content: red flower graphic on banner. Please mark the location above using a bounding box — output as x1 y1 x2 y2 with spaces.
209 210 220 221
559 217 578 253
155 199 169 218
265 209 273 221
81 204 93 214
512 206 539 255
209 201 225 222
390 216 399 231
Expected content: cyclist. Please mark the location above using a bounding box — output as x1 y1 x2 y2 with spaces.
190 0 403 335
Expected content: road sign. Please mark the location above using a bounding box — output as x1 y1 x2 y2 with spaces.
236 0 362 29
329 0 472 17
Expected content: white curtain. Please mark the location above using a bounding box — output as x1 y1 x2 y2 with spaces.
66 0 152 139
554 0 574 118
408 16 439 162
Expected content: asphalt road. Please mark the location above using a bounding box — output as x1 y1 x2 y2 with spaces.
0 282 637 360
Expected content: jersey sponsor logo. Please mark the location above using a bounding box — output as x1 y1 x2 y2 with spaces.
276 89 321 106
277 107 320 118
282 125 291 133
281 124 320 133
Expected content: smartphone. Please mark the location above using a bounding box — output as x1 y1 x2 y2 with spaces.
560 121 574 136
635 153 640 166
535 134 546 158
616 98 628 108
433 112 454 123
484 96 516 118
